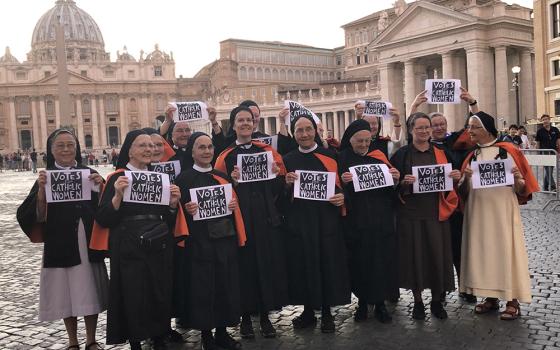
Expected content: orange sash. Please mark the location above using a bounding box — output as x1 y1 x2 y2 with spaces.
433 147 459 221
89 169 189 251
313 152 347 216
460 142 540 205
215 140 286 176
366 149 393 167
210 174 247 247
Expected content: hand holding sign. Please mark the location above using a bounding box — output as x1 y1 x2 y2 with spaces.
152 160 181 183
45 169 92 203
362 100 393 119
284 100 319 126
171 101 209 122
471 158 514 189
412 163 453 193
349 164 394 192
236 151 276 183
425 79 461 104
123 171 171 206
293 170 336 201
189 184 233 221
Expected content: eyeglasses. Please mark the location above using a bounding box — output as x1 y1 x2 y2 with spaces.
53 143 76 150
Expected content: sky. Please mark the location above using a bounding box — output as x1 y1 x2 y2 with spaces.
0 0 533 77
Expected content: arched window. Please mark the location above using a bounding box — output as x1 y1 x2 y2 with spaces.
239 66 247 80
129 98 138 112
287 70 294 81
106 96 116 112
310 71 315 81
82 98 91 114
256 67 263 80
20 130 32 150
46 99 55 116
85 134 93 148
265 68 271 80
295 70 301 81
272 69 278 80
280 69 286 80
248 67 255 80
19 99 30 115
302 71 308 81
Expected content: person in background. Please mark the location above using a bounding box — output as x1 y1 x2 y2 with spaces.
501 125 522 147
17 129 108 350
518 126 530 149
535 114 560 191
30 148 38 173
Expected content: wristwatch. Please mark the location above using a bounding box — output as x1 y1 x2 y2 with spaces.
469 100 477 106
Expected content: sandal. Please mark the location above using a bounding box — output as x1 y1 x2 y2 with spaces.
500 300 521 320
84 342 103 350
474 298 499 314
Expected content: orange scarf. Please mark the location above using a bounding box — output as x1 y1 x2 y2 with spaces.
433 147 459 221
210 174 247 247
460 141 540 204
215 140 286 176
313 152 347 216
89 169 189 251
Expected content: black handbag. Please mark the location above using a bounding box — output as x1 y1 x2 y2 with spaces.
139 222 170 251
207 217 235 240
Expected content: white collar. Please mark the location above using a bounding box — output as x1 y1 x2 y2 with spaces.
299 143 318 154
126 162 148 171
193 164 212 173
55 161 77 170
236 140 253 149
477 138 498 148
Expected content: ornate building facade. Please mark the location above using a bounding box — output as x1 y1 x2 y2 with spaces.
0 0 534 152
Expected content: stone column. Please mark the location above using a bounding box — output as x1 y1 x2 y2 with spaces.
404 59 418 116
332 112 340 140
31 97 41 149
264 117 271 134
98 95 108 147
39 97 48 148
379 62 404 133
344 110 350 129
8 98 18 151
90 95 100 148
75 96 85 147
275 116 282 135
54 98 61 128
466 46 496 117
141 94 150 127
119 96 127 144
520 49 535 122
441 51 463 131
494 46 510 123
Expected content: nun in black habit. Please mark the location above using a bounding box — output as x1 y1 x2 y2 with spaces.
214 106 288 339
338 120 400 323
16 128 108 350
94 130 183 350
174 132 246 350
282 115 350 333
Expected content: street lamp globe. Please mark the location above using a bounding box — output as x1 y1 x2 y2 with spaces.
512 66 521 74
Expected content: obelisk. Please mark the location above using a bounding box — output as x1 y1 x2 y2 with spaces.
55 14 73 130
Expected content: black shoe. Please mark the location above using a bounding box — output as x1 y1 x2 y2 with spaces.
412 301 425 320
353 304 368 322
201 337 219 350
215 332 242 350
459 292 477 304
239 317 255 339
373 303 392 324
292 311 317 329
320 314 335 333
167 329 185 343
430 301 448 319
260 317 276 338
175 317 188 328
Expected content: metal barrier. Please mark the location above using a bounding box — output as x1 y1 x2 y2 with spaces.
521 149 559 200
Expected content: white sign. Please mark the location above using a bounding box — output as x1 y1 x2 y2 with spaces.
284 100 320 126
151 160 181 183
253 135 278 150
123 170 171 206
425 79 461 104
171 101 209 122
189 184 233 221
412 163 453 193
45 169 92 203
349 164 394 192
294 170 336 201
471 158 514 189
360 100 393 119
237 151 276 183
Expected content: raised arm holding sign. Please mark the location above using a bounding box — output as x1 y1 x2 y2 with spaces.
425 79 461 104
171 101 209 122
361 100 393 119
151 160 181 183
45 169 92 203
122 170 171 205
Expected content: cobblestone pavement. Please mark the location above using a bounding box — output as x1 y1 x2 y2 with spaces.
1 168 560 350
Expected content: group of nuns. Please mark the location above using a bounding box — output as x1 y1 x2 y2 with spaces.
18 98 539 350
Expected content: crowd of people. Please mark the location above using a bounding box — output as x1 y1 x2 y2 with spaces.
16 90 543 350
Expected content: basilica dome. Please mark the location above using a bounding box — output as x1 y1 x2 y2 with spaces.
30 0 106 61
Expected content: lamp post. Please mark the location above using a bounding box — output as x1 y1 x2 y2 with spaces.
512 65 521 126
